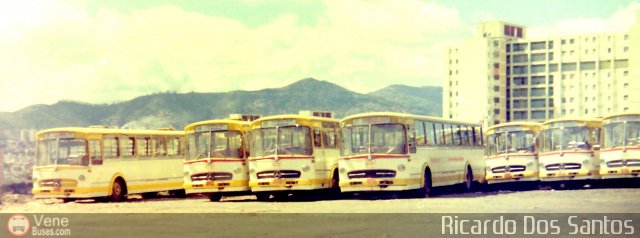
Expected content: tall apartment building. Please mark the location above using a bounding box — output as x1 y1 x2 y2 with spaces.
444 15 640 127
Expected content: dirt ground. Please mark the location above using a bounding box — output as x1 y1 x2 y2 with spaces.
2 186 639 213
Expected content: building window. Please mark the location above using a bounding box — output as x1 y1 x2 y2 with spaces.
624 34 629 40
570 39 574 44
608 48 611 53
561 39 566 44
624 47 629 52
624 71 629 76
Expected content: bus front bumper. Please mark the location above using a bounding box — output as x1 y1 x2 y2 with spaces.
249 178 329 192
184 180 250 194
600 167 640 179
485 171 538 184
539 169 599 181
338 178 421 192
32 187 107 199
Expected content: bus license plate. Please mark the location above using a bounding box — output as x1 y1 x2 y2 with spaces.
559 171 565 176
367 178 376 184
621 169 629 174
273 179 282 185
272 162 281 167
206 181 215 186
504 173 511 179
53 187 61 192
365 160 375 167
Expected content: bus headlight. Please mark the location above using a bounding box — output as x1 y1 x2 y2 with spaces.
249 168 255 173
233 166 242 174
78 175 85 181
183 171 190 178
539 163 544 168
582 159 590 165
301 164 310 172
527 162 534 167
397 164 406 171
32 177 38 182
339 167 346 174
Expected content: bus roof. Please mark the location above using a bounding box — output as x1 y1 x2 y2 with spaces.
36 127 183 138
602 111 640 120
486 121 542 133
541 117 602 125
341 112 479 126
253 114 339 123
184 119 250 132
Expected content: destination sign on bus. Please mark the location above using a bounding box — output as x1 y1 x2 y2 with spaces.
352 116 391 126
261 119 297 128
195 124 228 132
494 126 522 133
42 132 75 140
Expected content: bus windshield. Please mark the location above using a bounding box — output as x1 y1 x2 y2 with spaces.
341 123 406 156
487 131 535 156
604 121 640 149
187 130 244 160
542 126 593 152
36 139 88 166
251 126 312 157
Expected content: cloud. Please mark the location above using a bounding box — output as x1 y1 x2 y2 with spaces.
528 2 640 37
0 0 465 112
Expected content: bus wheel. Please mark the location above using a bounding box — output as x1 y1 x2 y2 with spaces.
327 170 341 200
110 179 126 202
62 198 76 203
141 192 158 199
418 169 433 198
463 167 474 193
208 193 222 202
255 193 270 201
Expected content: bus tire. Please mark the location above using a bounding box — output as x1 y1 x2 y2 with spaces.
208 193 222 202
62 198 76 203
110 179 127 202
463 166 474 193
327 169 341 199
418 168 433 198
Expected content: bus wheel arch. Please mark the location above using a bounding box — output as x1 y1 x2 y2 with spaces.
420 166 433 198
463 165 474 192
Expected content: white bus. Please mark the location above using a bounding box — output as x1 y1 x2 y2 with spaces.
248 114 340 200
539 118 602 186
600 112 640 180
338 112 485 196
485 122 542 186
183 119 252 202
32 127 184 202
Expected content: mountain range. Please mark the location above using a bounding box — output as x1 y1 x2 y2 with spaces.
0 78 442 130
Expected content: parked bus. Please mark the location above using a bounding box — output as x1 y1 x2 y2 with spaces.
32 127 184 202
600 112 640 180
485 122 542 187
538 118 602 187
183 118 252 202
338 112 485 196
248 113 340 200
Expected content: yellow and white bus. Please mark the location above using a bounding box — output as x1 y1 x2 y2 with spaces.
538 118 602 185
600 112 640 179
338 112 485 196
32 127 184 202
485 122 542 186
248 114 340 200
183 119 251 202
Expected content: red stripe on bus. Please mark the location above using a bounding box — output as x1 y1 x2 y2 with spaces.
448 157 464 161
249 155 314 161
340 155 410 160
539 151 592 156
183 159 245 165
601 147 640 152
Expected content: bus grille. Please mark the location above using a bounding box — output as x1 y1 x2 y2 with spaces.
347 170 396 179
257 170 301 179
545 163 581 171
191 172 233 181
606 159 640 168
491 165 526 173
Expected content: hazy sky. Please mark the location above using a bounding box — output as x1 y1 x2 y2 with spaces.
1 0 638 112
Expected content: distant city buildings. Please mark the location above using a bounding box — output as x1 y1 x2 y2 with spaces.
444 13 640 127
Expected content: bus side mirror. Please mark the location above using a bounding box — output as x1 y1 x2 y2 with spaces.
593 145 600 151
409 146 417 153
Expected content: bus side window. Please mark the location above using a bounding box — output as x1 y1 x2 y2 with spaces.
424 122 436 146
167 136 181 156
121 137 136 158
471 127 478 146
462 126 470 146
444 124 453 146
453 125 462 146
435 123 446 146
313 128 322 147
137 137 151 158
153 137 167 157
415 121 426 146
89 140 102 165
104 137 119 158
